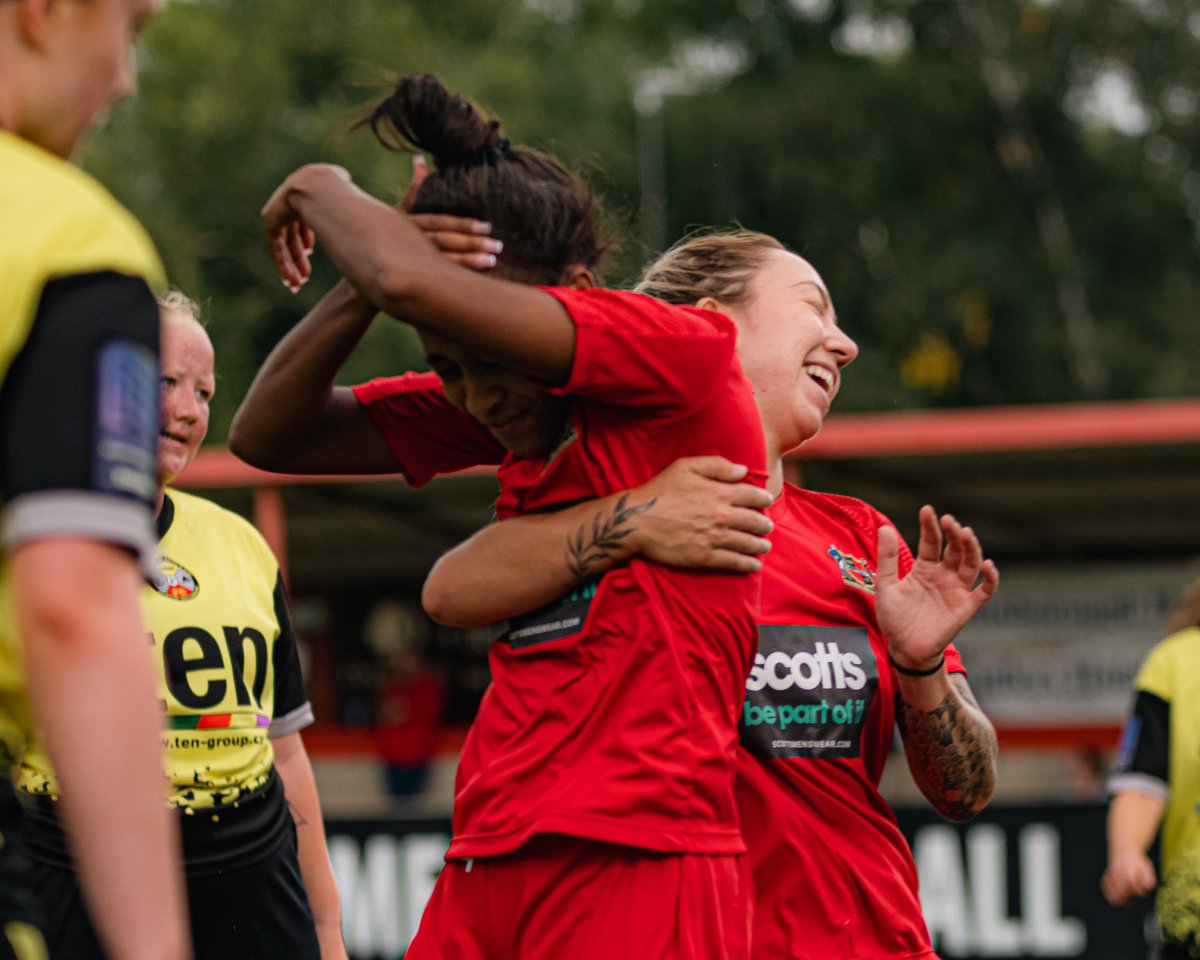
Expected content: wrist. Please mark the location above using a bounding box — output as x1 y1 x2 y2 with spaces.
291 164 349 207
888 651 946 677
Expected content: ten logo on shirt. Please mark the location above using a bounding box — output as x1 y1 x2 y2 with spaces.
740 624 878 759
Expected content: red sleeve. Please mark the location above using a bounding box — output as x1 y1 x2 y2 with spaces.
351 371 506 488
539 287 738 415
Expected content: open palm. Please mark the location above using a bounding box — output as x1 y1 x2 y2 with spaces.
874 505 999 669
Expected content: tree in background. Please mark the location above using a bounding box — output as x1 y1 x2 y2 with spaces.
84 0 1200 435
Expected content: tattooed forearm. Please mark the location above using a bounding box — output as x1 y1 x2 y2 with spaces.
895 678 998 821
565 494 657 581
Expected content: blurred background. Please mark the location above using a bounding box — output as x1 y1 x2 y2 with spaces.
86 0 1200 956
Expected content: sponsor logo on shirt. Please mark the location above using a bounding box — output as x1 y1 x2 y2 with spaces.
154 556 198 599
740 625 878 759
827 545 877 595
502 577 598 649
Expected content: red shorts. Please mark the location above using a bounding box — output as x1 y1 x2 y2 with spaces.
406 835 751 960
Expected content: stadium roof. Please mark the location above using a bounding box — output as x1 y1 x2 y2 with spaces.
180 397 1200 589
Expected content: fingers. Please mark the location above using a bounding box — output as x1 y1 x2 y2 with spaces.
398 154 430 213
728 485 776 511
876 523 900 587
676 455 749 482
711 529 772 558
1101 862 1156 906
978 559 1000 598
409 213 494 236
939 513 965 569
700 548 767 574
915 504 942 562
721 506 774 537
409 214 501 271
677 457 774 513
921 506 996 594
266 228 305 291
284 222 312 284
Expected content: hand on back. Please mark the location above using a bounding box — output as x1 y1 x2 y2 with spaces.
628 456 774 574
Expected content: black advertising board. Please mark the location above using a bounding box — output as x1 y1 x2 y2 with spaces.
325 804 1156 959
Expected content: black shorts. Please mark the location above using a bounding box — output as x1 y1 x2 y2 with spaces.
0 781 48 960
31 817 319 960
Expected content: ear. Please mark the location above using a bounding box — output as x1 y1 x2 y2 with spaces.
561 264 595 290
695 296 721 312
15 0 60 51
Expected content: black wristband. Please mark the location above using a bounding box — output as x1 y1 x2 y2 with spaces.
888 652 945 677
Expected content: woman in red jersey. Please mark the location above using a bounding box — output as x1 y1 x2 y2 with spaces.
421 230 1001 960
237 76 776 960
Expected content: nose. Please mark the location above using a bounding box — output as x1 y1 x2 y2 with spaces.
827 325 859 368
460 373 504 421
111 47 138 105
163 385 199 425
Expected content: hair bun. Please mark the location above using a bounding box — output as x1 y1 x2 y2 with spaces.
363 74 504 169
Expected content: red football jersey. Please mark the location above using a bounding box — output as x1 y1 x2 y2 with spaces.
738 483 964 960
353 371 506 486
355 287 767 859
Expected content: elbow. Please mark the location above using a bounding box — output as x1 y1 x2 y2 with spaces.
420 561 457 628
421 560 481 629
363 260 420 318
229 406 280 471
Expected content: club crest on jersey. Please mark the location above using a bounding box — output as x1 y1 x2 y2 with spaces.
154 557 198 600
827 546 876 595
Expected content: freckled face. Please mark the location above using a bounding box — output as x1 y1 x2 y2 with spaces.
718 250 858 456
157 313 214 487
419 332 568 459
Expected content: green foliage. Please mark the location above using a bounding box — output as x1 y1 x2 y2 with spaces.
83 0 1200 436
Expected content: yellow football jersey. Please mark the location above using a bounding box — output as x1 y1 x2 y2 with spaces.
0 129 166 767
19 490 313 812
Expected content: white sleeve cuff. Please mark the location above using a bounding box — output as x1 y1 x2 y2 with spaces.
269 702 315 738
1107 772 1169 802
3 490 157 580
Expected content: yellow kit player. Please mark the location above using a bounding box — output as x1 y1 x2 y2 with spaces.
0 1 189 958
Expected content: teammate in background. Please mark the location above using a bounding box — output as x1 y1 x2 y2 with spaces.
18 296 346 960
420 229 1001 960
1104 576 1200 960
234 74 773 958
0 1 188 958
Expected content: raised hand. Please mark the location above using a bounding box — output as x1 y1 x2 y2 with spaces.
261 164 349 291
874 505 999 671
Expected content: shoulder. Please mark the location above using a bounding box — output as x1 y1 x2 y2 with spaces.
541 287 736 337
1144 626 1200 670
0 133 164 290
785 485 889 535
168 490 278 570
352 370 447 406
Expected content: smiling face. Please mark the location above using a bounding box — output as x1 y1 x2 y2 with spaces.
157 310 215 488
5 0 163 159
714 249 858 457
419 332 569 459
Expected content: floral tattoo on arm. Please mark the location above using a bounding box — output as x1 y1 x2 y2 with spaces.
565 494 656 581
895 675 998 821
